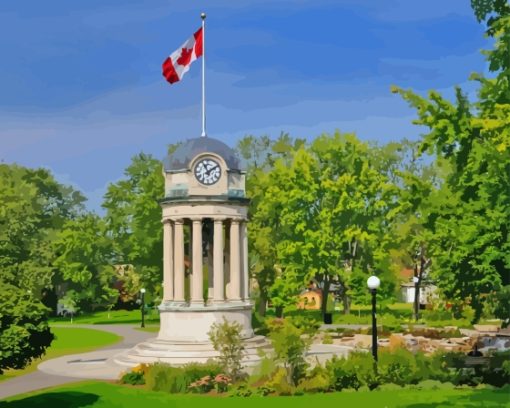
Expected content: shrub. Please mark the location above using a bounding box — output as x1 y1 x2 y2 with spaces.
266 367 295 396
145 364 187 393
255 385 275 396
422 309 454 321
326 351 378 391
248 356 277 386
322 333 333 344
377 348 426 386
406 380 455 390
208 318 245 380
145 361 223 393
267 318 312 385
297 365 331 393
120 370 145 385
180 362 224 388
231 384 253 397
288 315 321 337
378 314 403 333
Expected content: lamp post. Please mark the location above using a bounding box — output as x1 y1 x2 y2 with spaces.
140 288 146 328
367 276 380 362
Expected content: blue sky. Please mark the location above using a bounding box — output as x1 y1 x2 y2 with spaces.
0 0 489 213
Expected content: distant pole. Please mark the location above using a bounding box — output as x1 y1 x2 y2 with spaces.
140 288 146 328
371 289 378 362
201 12 207 137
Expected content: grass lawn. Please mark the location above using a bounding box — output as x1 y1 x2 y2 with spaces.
135 325 160 333
0 327 121 383
1 381 509 408
49 309 160 325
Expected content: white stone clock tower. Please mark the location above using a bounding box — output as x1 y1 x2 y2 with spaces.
116 137 268 367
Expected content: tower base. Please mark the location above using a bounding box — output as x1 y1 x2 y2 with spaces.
114 301 270 368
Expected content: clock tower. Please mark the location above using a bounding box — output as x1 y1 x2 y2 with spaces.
116 137 268 367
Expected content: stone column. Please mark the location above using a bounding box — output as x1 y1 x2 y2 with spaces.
173 219 185 303
229 218 241 301
213 218 225 302
162 219 174 300
191 218 203 304
241 220 249 301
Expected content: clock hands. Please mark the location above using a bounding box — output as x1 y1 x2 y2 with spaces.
195 160 220 185
205 164 219 176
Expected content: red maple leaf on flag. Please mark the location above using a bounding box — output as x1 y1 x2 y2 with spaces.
177 47 193 66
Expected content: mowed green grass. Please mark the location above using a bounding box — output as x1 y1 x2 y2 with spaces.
49 309 160 325
1 381 509 408
0 327 121 382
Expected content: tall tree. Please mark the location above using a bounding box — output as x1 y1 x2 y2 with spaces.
0 163 84 371
392 1 510 321
257 133 399 317
102 153 165 297
237 134 304 316
52 214 118 311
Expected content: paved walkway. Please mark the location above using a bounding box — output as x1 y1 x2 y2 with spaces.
0 324 154 400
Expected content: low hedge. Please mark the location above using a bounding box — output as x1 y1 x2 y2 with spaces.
120 349 510 396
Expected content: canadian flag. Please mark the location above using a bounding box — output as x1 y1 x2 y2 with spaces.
162 27 203 84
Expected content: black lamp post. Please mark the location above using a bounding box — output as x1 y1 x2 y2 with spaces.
367 276 381 362
140 288 146 328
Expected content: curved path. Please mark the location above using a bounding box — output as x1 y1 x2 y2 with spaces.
0 324 154 400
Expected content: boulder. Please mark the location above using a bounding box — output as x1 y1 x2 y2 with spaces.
474 324 500 333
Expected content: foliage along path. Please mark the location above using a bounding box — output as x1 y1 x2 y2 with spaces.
0 324 153 400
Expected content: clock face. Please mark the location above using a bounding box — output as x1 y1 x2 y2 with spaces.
194 158 221 185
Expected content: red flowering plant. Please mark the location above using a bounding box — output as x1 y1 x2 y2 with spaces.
213 373 232 393
188 375 213 393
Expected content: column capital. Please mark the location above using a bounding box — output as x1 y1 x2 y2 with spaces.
214 217 227 224
162 218 172 225
230 217 243 225
190 217 203 223
173 218 185 225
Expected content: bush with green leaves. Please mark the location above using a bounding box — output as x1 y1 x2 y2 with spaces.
145 361 223 393
208 318 245 380
0 281 54 374
266 367 295 395
377 348 427 386
267 317 312 386
120 370 145 385
326 351 378 391
297 365 331 393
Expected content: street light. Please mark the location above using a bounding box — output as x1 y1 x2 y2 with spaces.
367 275 380 362
140 288 146 328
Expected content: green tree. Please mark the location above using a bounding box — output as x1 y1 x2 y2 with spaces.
0 280 54 374
0 164 85 297
237 134 305 316
392 2 510 321
266 133 399 316
52 214 118 311
102 153 164 298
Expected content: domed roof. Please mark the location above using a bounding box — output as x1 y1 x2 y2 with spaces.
163 137 241 172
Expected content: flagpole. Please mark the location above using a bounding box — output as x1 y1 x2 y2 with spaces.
201 12 206 137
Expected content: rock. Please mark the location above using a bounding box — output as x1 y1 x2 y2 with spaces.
388 334 405 351
352 334 372 348
474 324 500 333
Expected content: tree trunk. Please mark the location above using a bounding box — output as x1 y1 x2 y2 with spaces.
342 293 351 315
413 282 421 321
321 279 331 319
413 261 420 321
258 290 267 316
275 305 283 318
